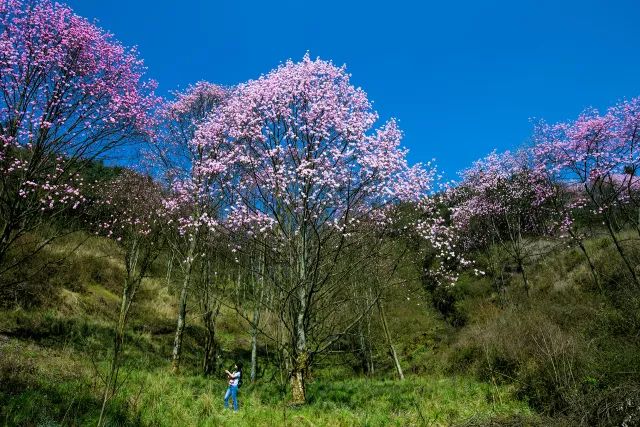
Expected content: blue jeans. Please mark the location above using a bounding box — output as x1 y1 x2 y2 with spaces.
224 385 239 411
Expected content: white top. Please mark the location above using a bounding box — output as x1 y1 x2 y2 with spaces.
229 371 240 386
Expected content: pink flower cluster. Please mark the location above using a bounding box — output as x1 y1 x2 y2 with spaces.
164 82 227 118
0 0 159 215
194 54 437 241
451 150 554 250
155 82 235 238
534 97 640 212
415 201 476 287
93 171 164 241
450 96 640 255
0 0 159 142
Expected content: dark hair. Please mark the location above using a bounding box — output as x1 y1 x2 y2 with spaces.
235 361 243 371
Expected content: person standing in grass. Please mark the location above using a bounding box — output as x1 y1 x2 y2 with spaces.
224 362 242 411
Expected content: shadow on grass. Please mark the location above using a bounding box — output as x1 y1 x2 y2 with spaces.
0 374 139 427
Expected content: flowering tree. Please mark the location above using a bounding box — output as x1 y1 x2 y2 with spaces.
225 234 269 383
532 147 602 290
451 150 554 297
153 82 232 372
91 170 164 426
196 54 445 403
0 0 158 276
534 98 640 288
611 99 640 234
412 192 480 317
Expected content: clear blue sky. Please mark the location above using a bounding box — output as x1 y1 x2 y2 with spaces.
68 0 640 178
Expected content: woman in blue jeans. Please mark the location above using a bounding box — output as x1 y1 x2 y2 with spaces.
224 362 242 411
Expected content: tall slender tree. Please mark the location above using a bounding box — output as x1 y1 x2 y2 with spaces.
534 99 640 288
153 82 231 372
196 54 451 403
451 150 554 297
91 171 164 427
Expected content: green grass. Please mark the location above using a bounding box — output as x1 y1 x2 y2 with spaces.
130 374 533 427
0 308 533 426
0 233 538 426
4 223 640 425
0 337 534 427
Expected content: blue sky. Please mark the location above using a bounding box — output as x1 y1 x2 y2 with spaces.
68 0 640 179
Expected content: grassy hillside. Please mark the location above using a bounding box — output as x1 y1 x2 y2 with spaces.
2 230 639 425
0 232 539 426
439 234 640 426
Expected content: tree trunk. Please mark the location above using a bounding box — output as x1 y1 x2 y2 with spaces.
576 239 601 293
250 307 261 383
202 309 216 375
250 327 258 383
0 221 12 268
357 319 368 374
517 259 530 298
354 286 372 375
289 279 309 404
98 270 137 426
171 238 196 373
377 299 404 380
366 288 375 375
166 254 173 288
290 307 308 404
290 352 308 405
290 235 309 404
366 305 375 376
250 253 265 383
201 259 219 376
603 214 640 288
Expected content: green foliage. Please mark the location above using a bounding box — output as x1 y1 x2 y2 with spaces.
4 224 640 426
0 233 534 426
442 232 640 425
79 159 124 186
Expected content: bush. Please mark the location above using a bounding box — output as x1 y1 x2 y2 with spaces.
460 308 585 413
576 381 640 426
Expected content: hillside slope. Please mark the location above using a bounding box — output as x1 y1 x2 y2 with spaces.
7 230 640 425
0 232 543 426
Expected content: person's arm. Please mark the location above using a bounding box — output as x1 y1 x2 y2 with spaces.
225 370 232 378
